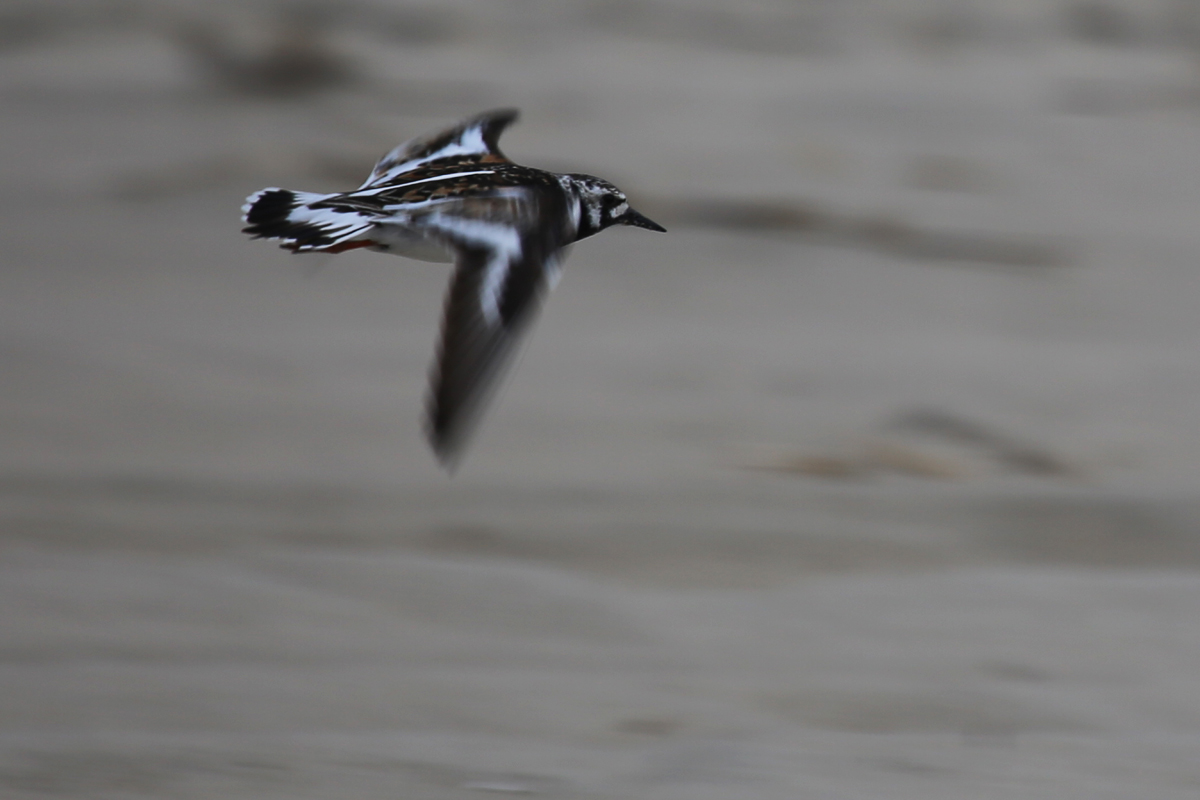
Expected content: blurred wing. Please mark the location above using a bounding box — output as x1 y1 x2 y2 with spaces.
360 108 519 190
422 189 568 467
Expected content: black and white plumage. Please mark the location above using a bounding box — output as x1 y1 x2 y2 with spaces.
241 108 665 467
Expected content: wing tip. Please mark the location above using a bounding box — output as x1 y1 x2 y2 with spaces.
437 107 521 153
463 107 521 157
478 107 520 127
424 406 466 474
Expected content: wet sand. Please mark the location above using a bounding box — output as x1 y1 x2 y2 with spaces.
3 2 1200 797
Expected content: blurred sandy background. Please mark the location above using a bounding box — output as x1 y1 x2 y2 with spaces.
4 0 1200 797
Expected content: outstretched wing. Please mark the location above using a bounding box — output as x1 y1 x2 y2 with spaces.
421 187 570 467
360 108 519 190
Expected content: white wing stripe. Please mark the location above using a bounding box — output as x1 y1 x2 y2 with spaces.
480 252 513 327
424 125 487 167
351 169 497 197
427 216 523 326
360 122 495 189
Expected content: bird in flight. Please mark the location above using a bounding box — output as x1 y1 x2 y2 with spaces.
242 108 665 468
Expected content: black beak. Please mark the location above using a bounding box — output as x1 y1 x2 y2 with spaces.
622 208 667 232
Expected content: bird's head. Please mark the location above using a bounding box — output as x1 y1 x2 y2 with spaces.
561 174 666 240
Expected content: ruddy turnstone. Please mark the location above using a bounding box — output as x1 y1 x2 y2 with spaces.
242 108 665 467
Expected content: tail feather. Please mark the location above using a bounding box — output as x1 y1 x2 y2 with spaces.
241 188 374 252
